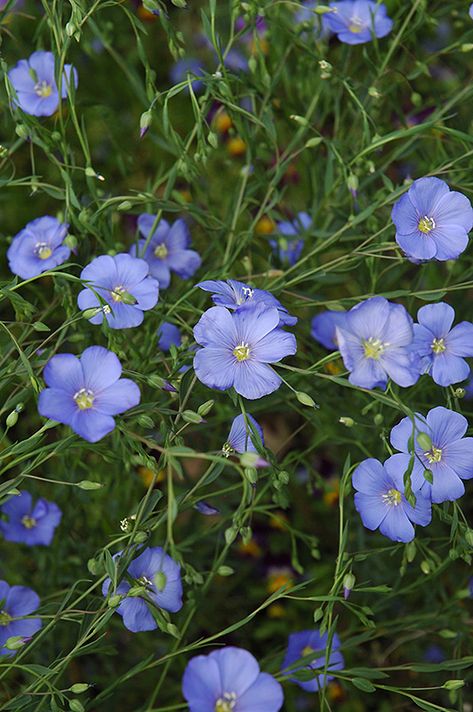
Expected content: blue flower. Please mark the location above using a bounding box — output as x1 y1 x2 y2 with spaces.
411 302 473 386
198 279 297 326
282 629 344 692
157 322 182 351
194 500 220 516
8 51 78 117
270 212 311 266
391 177 473 262
7 216 70 279
353 457 431 543
38 346 141 443
470 3 473 20
336 297 419 389
223 48 249 72
311 310 347 350
193 303 297 400
0 491 61 546
389 406 473 504
326 1 393 44
182 646 284 712
0 581 42 656
226 413 263 454
102 547 183 633
131 215 201 289
169 58 204 93
78 253 159 329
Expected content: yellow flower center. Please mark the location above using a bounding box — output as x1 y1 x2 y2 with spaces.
363 337 385 360
431 337 446 354
382 488 402 506
21 515 37 529
215 693 237 712
418 216 436 234
0 611 12 626
74 388 95 410
154 243 168 259
233 342 250 361
35 242 52 260
302 645 314 657
348 17 364 33
111 286 126 302
424 446 442 464
34 80 53 98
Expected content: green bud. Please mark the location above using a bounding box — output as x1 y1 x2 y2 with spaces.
241 526 252 544
240 452 260 469
439 629 457 639
423 469 433 484
373 413 383 425
443 680 464 690
134 531 148 544
76 480 103 490
416 431 432 450
6 411 18 428
244 467 258 484
295 391 317 407
347 174 359 192
140 110 152 136
368 86 381 99
69 699 85 712
343 572 356 592
339 417 355 427
117 200 132 212
120 291 138 305
32 321 50 332
461 43 473 52
453 388 465 398
107 595 122 608
171 0 187 6
225 526 238 545
406 541 416 563
290 114 309 126
15 124 30 139
217 565 234 576
148 375 166 389
127 586 146 597
85 166 96 178
208 132 218 149
65 22 76 37
154 571 167 591
313 607 324 622
182 410 204 424
5 636 25 650
137 414 154 429
69 683 89 694
315 4 332 12
87 558 102 575
465 529 473 546
279 471 289 485
64 234 77 250
197 400 214 417
305 137 323 149
166 623 179 637
420 559 431 575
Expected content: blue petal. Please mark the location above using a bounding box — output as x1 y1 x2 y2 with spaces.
38 388 77 426
214 647 260 696
94 379 140 415
80 346 122 391
193 348 236 391
43 353 83 393
70 409 116 443
426 406 467 446
182 654 221 710
379 507 415 543
237 672 284 711
431 353 469 386
120 597 157 632
408 177 450 216
233 361 281 400
446 321 473 357
417 302 455 338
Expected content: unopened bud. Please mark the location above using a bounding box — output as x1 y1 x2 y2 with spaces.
69 683 89 694
416 432 432 450
197 400 214 416
339 417 355 427
343 572 356 599
296 391 317 407
6 411 18 428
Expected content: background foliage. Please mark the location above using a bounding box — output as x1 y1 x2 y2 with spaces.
0 0 472 710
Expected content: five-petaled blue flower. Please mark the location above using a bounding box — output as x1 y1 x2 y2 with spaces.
102 547 183 633
0 581 42 656
226 413 264 454
38 346 141 443
411 302 473 386
131 215 201 289
0 491 61 546
157 322 182 351
353 456 431 543
391 177 473 262
198 278 297 326
182 646 284 712
8 50 77 117
78 253 159 329
311 310 347 350
193 303 297 400
336 297 419 389
270 212 311 266
389 406 473 504
7 216 70 280
326 0 393 44
282 629 344 692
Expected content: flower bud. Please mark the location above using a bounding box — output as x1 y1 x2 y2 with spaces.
339 417 355 427
5 636 25 650
296 391 317 407
182 409 204 424
343 572 356 599
416 431 432 450
76 480 103 490
217 565 234 576
197 400 214 417
69 684 90 694
6 411 18 428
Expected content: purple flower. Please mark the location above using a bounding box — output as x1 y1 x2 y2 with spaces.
131 216 201 289
226 413 263 454
424 645 445 664
311 310 347 350
282 630 344 692
0 491 61 546
270 212 311 266
411 303 473 386
336 297 419 389
102 547 183 633
198 279 297 327
182 646 284 712
158 322 182 351
38 346 141 443
353 457 431 543
78 253 159 329
389 406 473 503
169 58 204 93
0 581 42 656
326 1 393 44
391 177 473 262
194 500 220 516
8 51 78 117
7 216 70 279
193 303 297 400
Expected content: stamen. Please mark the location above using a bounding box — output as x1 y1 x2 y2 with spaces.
424 446 442 464
348 16 364 33
363 337 385 360
418 216 436 234
382 488 402 506
154 243 168 259
34 80 53 98
215 692 237 712
35 242 52 260
233 342 251 361
0 611 12 626
111 286 126 302
431 337 446 354
74 388 95 410
21 515 37 529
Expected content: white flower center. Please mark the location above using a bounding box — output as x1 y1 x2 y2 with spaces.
215 692 237 712
431 337 446 354
35 242 52 260
34 80 53 98
418 216 436 234
0 611 12 626
74 388 95 410
363 337 385 360
111 285 126 302
233 342 251 361
348 16 365 33
21 515 37 529
382 488 402 506
154 243 168 259
424 446 442 464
